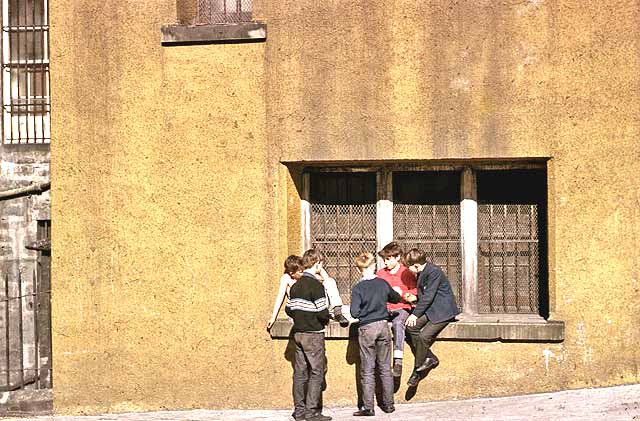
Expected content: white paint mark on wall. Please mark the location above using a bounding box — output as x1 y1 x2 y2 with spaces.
584 347 593 364
543 349 554 371
576 322 593 363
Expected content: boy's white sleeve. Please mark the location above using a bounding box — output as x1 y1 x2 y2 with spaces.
322 276 343 308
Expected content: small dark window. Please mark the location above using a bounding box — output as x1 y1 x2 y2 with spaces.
2 0 51 144
309 172 376 303
477 170 548 316
393 171 462 310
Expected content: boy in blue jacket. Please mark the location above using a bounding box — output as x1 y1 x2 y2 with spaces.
350 252 401 416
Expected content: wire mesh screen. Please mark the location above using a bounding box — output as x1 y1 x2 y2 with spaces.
478 204 539 314
196 0 252 24
310 204 377 305
1 0 51 144
393 204 462 310
392 171 462 309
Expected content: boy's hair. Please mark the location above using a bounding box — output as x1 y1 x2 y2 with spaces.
302 249 325 269
378 241 403 259
355 252 376 271
403 248 428 266
283 255 304 275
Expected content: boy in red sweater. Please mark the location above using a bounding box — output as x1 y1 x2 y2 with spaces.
375 242 417 377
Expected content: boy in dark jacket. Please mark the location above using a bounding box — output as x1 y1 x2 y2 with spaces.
350 252 401 416
285 249 332 421
403 248 460 387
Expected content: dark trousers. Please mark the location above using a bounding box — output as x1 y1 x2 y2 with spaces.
358 320 394 411
405 315 450 370
292 331 326 419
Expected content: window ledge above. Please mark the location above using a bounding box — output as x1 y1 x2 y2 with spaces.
161 22 267 45
269 318 564 343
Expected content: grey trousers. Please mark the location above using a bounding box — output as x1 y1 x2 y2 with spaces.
292 331 326 419
390 309 411 357
358 320 394 411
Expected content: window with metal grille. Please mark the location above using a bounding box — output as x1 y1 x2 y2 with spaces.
1 0 50 144
393 171 463 311
196 0 252 24
308 172 377 305
477 170 547 315
301 164 548 317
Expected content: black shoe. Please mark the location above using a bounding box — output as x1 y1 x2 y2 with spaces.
353 409 375 416
307 414 332 421
380 405 395 413
392 358 403 377
335 313 350 328
415 357 439 373
407 371 423 387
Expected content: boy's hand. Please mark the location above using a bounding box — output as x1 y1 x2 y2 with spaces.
266 319 275 331
318 267 330 281
405 314 418 327
403 292 417 303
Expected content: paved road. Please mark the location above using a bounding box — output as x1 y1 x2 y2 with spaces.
3 384 640 421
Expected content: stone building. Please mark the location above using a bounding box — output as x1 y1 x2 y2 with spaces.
48 0 638 416
0 0 52 406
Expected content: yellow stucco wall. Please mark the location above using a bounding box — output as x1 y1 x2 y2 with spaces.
50 0 639 415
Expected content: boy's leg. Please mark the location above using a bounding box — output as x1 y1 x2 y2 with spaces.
322 277 349 327
405 315 429 371
356 322 378 412
390 309 410 376
391 309 410 356
375 322 395 412
299 332 326 419
406 316 449 387
414 319 449 369
292 333 309 420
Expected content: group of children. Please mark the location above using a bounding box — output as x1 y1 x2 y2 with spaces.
268 243 460 421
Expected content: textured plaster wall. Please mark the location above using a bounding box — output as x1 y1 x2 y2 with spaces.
266 0 640 408
50 0 639 415
50 0 275 414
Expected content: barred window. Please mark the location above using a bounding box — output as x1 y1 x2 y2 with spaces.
309 172 377 305
393 171 463 311
2 0 50 144
477 170 547 315
301 165 548 319
196 0 252 24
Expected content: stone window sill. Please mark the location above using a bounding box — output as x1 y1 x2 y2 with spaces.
161 22 267 45
269 317 564 342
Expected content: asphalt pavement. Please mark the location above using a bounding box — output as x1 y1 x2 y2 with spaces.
2 383 640 421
